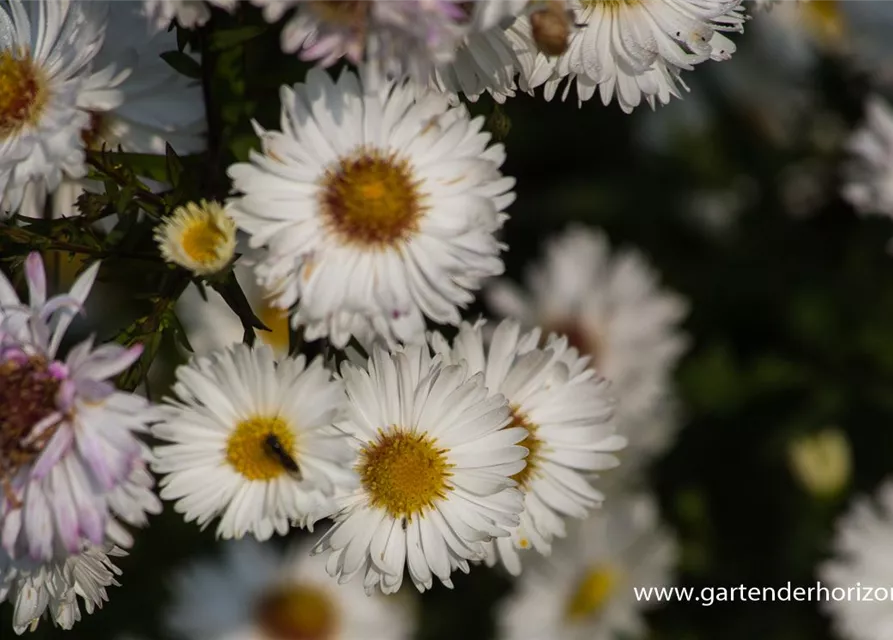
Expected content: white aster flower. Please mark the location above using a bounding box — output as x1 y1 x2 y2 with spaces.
166 537 416 640
151 342 354 540
0 0 110 212
12 1 206 220
0 544 126 635
142 0 237 30
429 1 536 104
842 95 893 218
228 67 513 349
496 492 678 640
527 0 747 113
314 344 526 594
175 260 292 359
0 252 159 564
155 200 237 276
486 226 688 478
251 0 473 80
430 319 624 576
819 479 893 640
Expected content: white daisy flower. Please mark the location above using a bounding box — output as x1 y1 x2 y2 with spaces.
429 319 624 576
11 0 206 220
142 0 238 30
228 67 513 349
819 479 893 640
155 200 237 276
842 95 893 218
486 226 688 479
251 0 472 80
429 1 536 104
527 0 747 113
0 544 126 635
314 344 526 594
166 537 416 640
151 342 354 540
0 252 159 565
0 0 110 212
496 492 678 640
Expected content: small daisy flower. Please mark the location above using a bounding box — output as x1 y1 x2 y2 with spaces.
496 493 678 640
486 227 688 479
166 537 417 640
314 344 526 594
842 96 893 218
228 67 513 348
251 0 470 79
175 261 292 359
151 342 354 540
430 319 624 576
0 0 110 212
527 0 747 113
0 544 126 635
0 252 159 565
819 479 893 640
155 200 237 276
142 0 238 30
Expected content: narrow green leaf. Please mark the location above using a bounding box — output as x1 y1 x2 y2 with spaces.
165 143 184 189
160 50 202 79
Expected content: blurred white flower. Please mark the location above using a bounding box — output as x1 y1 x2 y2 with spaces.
486 226 688 480
430 319 624 576
0 0 110 212
496 492 678 640
152 343 353 540
142 0 237 29
314 344 526 594
527 0 746 113
166 537 416 640
228 67 512 348
819 479 893 640
842 96 893 218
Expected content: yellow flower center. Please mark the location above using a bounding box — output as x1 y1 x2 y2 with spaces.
508 407 543 490
358 427 453 520
255 583 338 640
566 566 618 621
0 48 48 139
0 357 63 489
156 200 237 276
319 148 426 249
225 416 298 481
256 296 291 353
802 0 846 47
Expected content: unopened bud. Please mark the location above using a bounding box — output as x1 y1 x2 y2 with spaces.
788 428 852 500
530 0 573 57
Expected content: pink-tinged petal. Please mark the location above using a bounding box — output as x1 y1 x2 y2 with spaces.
76 344 143 381
0 269 19 306
47 361 69 379
38 294 82 322
24 253 46 308
75 428 116 491
47 260 100 357
49 468 80 554
24 412 63 448
23 484 53 561
64 460 105 545
55 379 76 412
1 506 22 555
31 427 74 480
73 378 113 404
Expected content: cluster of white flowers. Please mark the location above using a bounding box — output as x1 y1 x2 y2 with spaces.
0 0 730 636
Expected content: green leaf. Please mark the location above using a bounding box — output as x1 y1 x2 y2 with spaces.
160 50 202 79
165 143 184 189
176 24 192 53
209 25 267 52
